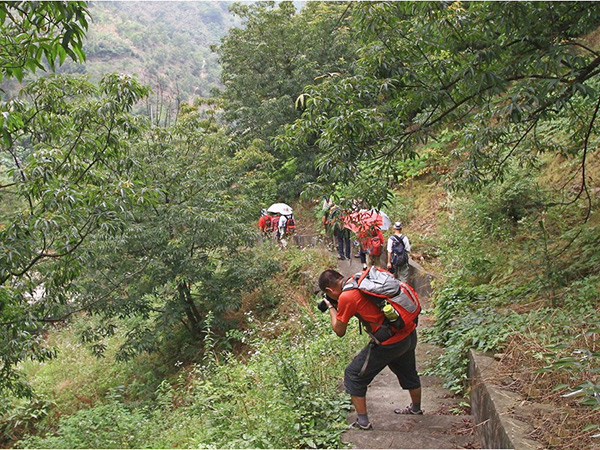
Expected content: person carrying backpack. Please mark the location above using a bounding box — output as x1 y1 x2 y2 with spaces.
328 204 351 260
271 213 281 239
283 213 295 236
276 213 295 248
387 221 411 282
318 267 423 431
357 225 384 270
258 209 272 235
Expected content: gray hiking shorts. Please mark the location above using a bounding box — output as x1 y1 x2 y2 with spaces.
343 330 420 397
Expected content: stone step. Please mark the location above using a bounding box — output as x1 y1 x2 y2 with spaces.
366 369 463 411
342 427 479 449
363 385 463 414
346 413 475 433
369 372 447 389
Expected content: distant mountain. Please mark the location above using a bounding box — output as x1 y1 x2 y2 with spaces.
81 2 240 100
0 2 240 108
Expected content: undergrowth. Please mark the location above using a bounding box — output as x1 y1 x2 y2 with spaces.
3 245 362 449
423 161 600 449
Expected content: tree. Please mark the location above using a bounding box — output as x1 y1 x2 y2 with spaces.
0 74 149 399
0 1 118 400
70 102 279 363
280 2 600 206
0 1 89 83
215 1 357 198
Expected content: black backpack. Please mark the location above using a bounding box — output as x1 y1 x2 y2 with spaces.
391 235 408 267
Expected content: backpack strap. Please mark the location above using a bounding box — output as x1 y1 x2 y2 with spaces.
356 268 369 285
355 312 387 345
358 341 374 377
392 234 405 249
342 275 360 292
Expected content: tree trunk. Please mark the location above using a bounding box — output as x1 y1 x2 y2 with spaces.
178 281 202 338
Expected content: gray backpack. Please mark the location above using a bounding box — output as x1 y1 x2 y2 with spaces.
342 266 421 344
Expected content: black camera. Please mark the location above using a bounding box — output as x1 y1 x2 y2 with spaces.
318 294 337 313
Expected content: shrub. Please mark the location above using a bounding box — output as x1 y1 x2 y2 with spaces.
132 300 359 448
15 401 148 449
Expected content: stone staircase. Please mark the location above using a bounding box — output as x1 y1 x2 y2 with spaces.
335 255 481 449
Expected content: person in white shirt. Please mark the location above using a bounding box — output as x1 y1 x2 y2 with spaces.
387 222 411 282
277 214 288 248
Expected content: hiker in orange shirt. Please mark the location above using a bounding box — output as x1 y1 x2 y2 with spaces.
318 269 423 430
357 225 384 270
258 209 272 235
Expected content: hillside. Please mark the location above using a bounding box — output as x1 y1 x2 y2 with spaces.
1 3 599 449
1 2 240 114
84 2 237 98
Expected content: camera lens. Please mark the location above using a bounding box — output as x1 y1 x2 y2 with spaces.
317 299 328 313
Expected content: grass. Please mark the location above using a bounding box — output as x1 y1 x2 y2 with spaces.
398 152 600 449
2 244 363 449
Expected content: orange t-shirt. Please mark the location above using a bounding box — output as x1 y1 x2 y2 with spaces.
336 284 406 345
258 215 269 231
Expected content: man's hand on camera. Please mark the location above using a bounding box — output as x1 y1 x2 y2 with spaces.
325 297 338 311
318 294 338 313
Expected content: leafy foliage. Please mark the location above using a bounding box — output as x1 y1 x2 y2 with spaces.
281 2 600 205
15 401 149 449
70 103 280 362
0 2 89 82
425 162 600 425
127 300 355 449
0 74 149 398
217 1 358 199
6 247 359 449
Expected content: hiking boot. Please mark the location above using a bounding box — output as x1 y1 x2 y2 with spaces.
394 404 423 415
349 420 373 430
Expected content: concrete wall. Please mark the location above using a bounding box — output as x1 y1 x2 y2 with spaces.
469 350 541 450
408 259 433 301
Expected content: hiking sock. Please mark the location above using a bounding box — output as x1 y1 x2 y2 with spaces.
411 403 421 413
357 413 370 427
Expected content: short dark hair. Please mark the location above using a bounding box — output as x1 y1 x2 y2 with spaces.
318 269 344 292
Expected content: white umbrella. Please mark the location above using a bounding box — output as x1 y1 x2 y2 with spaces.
267 203 293 215
367 209 392 230
380 211 392 230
